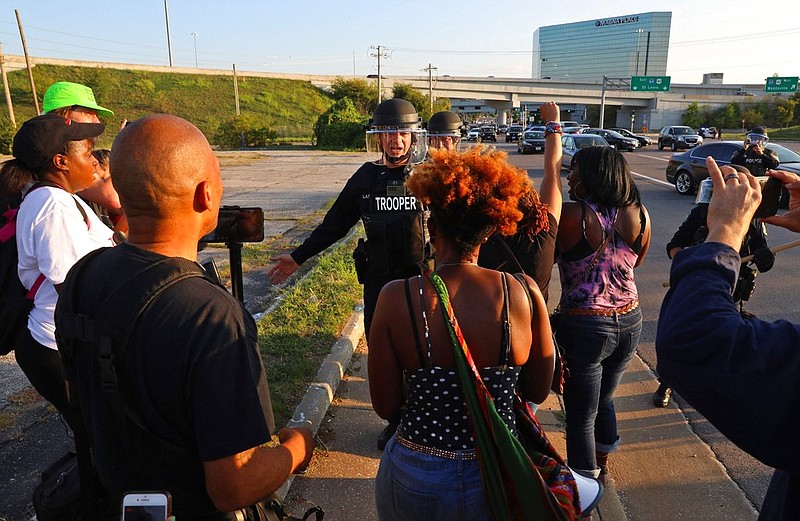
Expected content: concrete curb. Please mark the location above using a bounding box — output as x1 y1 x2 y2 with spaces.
285 305 365 435
278 305 365 499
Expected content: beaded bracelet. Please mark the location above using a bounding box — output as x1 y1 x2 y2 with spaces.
545 121 562 136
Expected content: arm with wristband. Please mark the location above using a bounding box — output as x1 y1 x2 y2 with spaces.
539 102 563 224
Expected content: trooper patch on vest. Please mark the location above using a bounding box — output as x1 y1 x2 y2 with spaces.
374 181 419 212
374 195 418 212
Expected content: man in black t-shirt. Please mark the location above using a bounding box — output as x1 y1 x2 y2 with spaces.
56 115 313 519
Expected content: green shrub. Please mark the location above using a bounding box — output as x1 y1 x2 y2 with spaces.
313 97 367 149
214 114 279 149
0 118 15 155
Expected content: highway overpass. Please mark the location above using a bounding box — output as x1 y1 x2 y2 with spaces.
2 54 779 131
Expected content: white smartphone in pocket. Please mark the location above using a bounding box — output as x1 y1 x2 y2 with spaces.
121 491 171 521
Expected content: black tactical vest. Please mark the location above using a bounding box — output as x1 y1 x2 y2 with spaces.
360 163 431 280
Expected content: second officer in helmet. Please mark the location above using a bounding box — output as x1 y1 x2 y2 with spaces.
426 110 463 151
269 98 430 336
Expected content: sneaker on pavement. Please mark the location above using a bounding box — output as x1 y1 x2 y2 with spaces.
652 382 673 408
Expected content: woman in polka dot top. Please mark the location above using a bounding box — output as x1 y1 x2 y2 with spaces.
368 146 556 520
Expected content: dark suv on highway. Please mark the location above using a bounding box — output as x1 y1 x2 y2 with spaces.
505 125 524 143
479 126 497 142
658 126 703 151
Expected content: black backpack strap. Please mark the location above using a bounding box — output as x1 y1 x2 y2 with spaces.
56 247 109 521
58 252 205 456
93 257 203 393
27 181 90 227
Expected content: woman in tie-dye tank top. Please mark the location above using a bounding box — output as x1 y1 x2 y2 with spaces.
554 145 651 488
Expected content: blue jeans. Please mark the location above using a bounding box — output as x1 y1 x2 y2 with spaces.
375 436 489 521
555 308 642 475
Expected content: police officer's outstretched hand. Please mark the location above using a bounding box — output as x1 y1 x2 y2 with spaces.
268 254 299 285
752 247 775 272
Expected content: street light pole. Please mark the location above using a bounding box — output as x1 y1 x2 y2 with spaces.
191 32 199 68
164 0 173 67
635 28 643 76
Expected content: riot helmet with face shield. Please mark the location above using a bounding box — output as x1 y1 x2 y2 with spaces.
366 98 427 165
425 110 463 151
745 126 769 148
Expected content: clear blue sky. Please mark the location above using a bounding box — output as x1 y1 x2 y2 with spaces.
0 1 797 85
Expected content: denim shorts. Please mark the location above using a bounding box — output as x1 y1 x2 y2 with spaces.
375 436 489 521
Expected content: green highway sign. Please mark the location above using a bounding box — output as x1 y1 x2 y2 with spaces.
765 77 798 93
631 76 671 92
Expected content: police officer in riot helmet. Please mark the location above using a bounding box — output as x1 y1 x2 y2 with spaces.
654 161 775 409
731 126 779 177
269 98 430 449
426 110 463 151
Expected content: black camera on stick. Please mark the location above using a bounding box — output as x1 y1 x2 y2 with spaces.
199 206 264 303
201 206 264 244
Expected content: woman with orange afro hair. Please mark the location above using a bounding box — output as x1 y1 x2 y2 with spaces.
369 146 555 520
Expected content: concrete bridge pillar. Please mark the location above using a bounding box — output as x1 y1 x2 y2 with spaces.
486 100 514 126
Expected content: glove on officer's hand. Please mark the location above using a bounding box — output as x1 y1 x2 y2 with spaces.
752 247 775 272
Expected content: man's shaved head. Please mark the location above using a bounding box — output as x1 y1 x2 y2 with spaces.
110 114 221 220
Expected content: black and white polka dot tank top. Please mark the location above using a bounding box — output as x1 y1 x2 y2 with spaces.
397 273 521 451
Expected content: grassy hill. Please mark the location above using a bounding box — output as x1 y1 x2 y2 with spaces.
1 64 335 148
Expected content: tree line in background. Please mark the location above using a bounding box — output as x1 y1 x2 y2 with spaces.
682 92 800 132
313 77 450 149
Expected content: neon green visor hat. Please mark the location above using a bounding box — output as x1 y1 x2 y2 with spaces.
42 81 114 117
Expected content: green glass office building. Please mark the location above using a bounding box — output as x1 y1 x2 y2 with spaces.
532 12 671 81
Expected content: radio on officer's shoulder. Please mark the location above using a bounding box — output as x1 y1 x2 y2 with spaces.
201 206 264 243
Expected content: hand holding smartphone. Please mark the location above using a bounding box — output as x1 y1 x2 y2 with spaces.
121 491 171 521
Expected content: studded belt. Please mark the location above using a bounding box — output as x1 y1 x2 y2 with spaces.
396 435 477 461
561 299 640 317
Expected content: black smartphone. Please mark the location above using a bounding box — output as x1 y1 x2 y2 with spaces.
754 176 781 218
201 206 264 243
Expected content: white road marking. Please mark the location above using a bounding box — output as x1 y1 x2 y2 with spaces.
630 152 676 187
638 153 671 162
631 170 674 188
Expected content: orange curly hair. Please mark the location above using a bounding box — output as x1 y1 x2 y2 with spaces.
407 146 535 256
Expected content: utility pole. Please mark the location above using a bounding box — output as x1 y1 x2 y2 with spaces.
15 10 38 114
233 64 240 116
164 0 173 67
600 76 607 129
422 63 437 115
233 64 244 148
0 43 16 127
369 45 390 104
191 32 199 68
635 28 643 76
